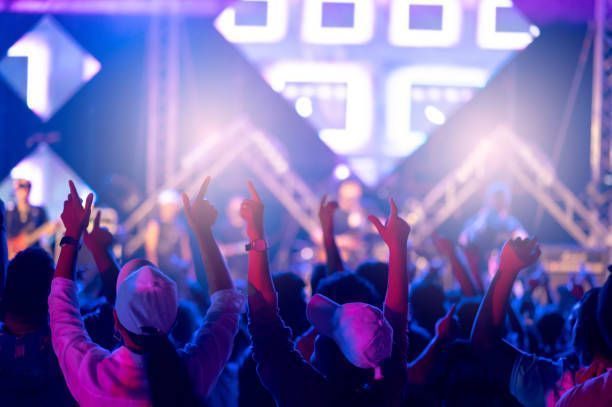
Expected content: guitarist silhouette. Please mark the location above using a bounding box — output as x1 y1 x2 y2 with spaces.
6 179 52 259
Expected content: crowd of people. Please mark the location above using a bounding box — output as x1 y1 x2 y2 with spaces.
0 176 610 407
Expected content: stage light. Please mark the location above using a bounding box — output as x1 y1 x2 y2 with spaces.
424 105 446 125
300 247 315 260
334 164 351 181
295 96 313 117
301 0 375 44
389 0 462 47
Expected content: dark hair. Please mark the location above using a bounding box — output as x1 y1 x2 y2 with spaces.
2 248 54 323
273 272 309 338
316 272 380 306
535 309 565 350
130 329 200 407
410 281 446 335
455 298 481 340
597 267 612 350
310 263 327 294
573 288 612 365
355 261 388 300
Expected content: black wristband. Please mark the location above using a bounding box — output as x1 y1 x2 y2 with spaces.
60 235 81 249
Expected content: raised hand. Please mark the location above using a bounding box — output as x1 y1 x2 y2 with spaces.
435 304 456 340
368 198 411 249
182 176 217 234
84 211 113 251
62 180 93 239
240 181 264 240
499 237 541 273
318 195 338 232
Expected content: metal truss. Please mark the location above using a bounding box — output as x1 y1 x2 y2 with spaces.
145 11 181 194
587 0 612 223
124 122 322 256
240 131 322 241
124 119 251 256
407 126 611 250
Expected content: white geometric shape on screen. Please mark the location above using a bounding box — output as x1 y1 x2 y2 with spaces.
0 16 101 121
0 143 95 219
477 0 535 50
215 0 289 43
389 0 462 48
347 156 402 188
264 62 373 155
385 66 488 157
301 0 375 44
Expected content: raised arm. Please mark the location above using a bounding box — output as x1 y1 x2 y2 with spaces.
243 182 329 406
240 181 276 305
50 181 106 401
408 304 455 384
182 176 233 294
471 237 540 348
55 181 93 281
433 235 479 296
368 198 411 355
83 211 119 305
318 195 344 275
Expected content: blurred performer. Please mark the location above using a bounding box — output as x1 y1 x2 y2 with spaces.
459 182 527 277
144 189 192 293
216 195 249 280
329 179 371 267
6 179 53 259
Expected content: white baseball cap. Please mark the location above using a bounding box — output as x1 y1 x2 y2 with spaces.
115 264 178 336
307 293 393 369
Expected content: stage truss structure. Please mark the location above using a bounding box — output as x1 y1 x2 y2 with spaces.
122 119 322 256
406 126 611 254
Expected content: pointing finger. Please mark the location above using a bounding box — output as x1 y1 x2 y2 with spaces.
196 176 211 202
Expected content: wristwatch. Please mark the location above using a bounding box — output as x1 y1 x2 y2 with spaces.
245 239 268 252
60 235 81 250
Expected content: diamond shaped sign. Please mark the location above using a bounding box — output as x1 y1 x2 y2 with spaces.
0 16 101 121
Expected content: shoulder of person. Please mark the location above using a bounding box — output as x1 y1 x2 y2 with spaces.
557 370 612 407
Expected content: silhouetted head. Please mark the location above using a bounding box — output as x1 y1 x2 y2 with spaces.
485 182 511 214
355 261 388 300
535 308 566 353
597 266 612 351
410 281 446 335
455 298 481 339
273 272 309 338
2 248 54 326
572 288 611 365
12 178 32 204
310 263 327 294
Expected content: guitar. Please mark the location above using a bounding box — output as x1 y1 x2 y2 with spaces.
7 221 58 259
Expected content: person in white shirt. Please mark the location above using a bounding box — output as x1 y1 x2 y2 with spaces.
49 178 245 407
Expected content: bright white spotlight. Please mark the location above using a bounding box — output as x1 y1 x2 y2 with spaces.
295 96 313 117
529 25 540 37
334 163 351 180
300 247 315 260
424 105 446 125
